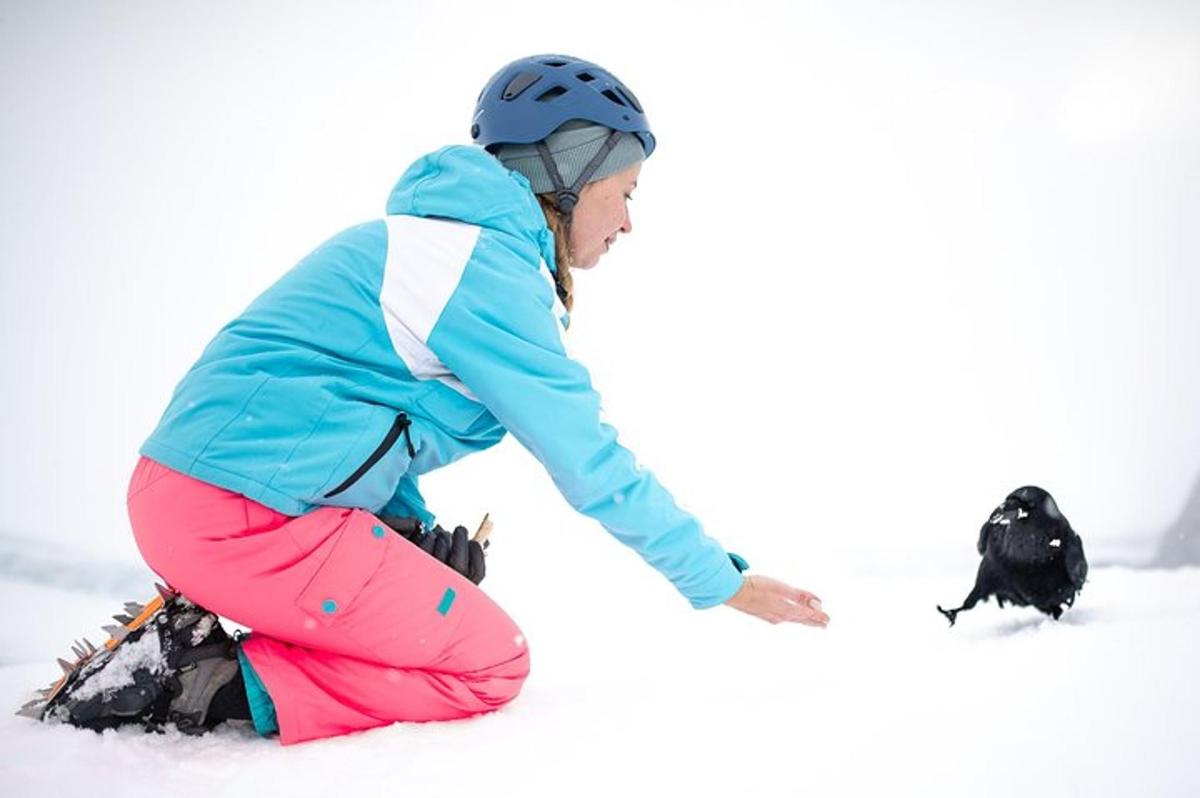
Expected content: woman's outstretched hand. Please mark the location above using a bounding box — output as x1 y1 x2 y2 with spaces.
723 574 829 628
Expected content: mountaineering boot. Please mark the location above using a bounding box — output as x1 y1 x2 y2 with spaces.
15 584 250 735
164 635 245 734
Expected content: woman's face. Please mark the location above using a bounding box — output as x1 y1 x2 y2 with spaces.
568 162 641 270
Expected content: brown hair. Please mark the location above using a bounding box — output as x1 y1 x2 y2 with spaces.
536 193 574 319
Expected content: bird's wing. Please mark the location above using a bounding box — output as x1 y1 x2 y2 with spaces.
977 520 992 555
1064 533 1088 589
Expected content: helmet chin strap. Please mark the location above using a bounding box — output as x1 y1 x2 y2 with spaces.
535 129 623 216
536 129 621 294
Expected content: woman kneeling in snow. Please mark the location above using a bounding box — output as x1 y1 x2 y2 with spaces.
24 54 829 745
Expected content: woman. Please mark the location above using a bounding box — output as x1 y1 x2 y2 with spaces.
21 54 829 745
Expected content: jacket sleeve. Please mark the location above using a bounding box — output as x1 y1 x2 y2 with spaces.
381 471 436 530
425 235 744 609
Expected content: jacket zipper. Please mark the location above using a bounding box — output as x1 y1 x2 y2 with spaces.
323 412 415 498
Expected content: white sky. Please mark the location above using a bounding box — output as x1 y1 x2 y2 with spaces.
1 0 1198 568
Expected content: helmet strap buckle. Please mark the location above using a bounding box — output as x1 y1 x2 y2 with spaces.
536 130 623 217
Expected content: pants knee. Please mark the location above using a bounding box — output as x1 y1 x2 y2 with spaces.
466 645 531 709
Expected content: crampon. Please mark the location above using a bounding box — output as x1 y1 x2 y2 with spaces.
14 583 243 735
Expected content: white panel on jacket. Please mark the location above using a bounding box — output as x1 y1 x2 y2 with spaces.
381 214 483 400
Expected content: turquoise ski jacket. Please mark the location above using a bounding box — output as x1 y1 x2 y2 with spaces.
140 144 745 609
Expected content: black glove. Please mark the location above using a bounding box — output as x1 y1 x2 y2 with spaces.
381 515 423 542
379 516 487 585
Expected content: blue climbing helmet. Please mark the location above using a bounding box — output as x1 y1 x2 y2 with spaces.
472 55 655 215
471 54 656 159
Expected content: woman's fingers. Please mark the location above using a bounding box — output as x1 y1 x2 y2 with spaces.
724 575 829 627
790 595 827 626
790 587 822 607
796 607 829 627
784 592 828 625
768 580 828 627
774 599 826 626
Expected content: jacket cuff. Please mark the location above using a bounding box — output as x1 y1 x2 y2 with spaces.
687 560 747 610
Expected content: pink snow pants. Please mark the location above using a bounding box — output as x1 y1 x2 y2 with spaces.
126 456 530 745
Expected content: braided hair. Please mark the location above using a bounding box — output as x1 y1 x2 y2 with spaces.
536 193 575 323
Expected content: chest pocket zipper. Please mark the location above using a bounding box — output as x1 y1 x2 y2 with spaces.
323 412 416 499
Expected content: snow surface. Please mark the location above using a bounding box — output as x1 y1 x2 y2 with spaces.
3 1 1199 796
3 548 1198 797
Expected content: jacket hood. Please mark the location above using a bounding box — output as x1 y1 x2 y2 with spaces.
386 145 559 274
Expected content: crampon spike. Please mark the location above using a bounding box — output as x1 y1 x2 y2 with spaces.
16 702 44 720
17 584 191 726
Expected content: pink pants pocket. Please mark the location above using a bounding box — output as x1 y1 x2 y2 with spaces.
294 513 387 630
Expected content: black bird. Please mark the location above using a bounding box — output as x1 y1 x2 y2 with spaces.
938 486 1088 626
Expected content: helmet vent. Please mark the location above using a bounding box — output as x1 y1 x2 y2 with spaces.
576 71 596 83
601 89 627 107
616 86 642 113
502 72 542 101
540 59 569 67
535 85 569 102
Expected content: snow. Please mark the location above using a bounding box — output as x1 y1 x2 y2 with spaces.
63 628 164 703
190 615 216 647
2 1 1200 796
3 549 1199 797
